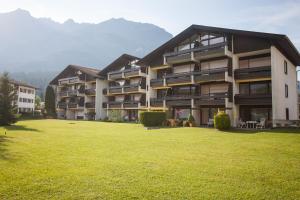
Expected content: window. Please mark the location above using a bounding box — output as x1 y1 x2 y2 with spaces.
239 84 249 95
285 84 288 98
286 108 289 120
284 60 288 74
239 81 271 95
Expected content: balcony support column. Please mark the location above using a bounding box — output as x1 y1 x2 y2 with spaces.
191 99 200 126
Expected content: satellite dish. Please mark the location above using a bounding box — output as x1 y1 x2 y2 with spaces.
77 71 82 75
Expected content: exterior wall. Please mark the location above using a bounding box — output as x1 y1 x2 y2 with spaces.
16 85 36 113
271 46 298 123
95 79 108 120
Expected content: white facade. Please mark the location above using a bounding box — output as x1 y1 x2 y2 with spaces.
13 84 36 113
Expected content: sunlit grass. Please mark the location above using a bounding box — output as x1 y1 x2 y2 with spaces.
0 120 299 199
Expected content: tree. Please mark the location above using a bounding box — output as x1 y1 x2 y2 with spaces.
45 85 56 117
35 95 41 110
0 72 18 126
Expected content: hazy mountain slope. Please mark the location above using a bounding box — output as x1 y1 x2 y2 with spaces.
0 9 172 95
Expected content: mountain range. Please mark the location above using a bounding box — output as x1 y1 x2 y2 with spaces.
0 9 172 94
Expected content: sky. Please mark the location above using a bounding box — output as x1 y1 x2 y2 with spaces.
0 0 300 51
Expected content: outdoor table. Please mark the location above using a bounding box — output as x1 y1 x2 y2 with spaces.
246 121 257 129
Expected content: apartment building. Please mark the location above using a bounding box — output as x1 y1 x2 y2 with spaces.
50 65 107 120
100 54 147 121
50 25 300 127
138 25 300 127
10 80 36 113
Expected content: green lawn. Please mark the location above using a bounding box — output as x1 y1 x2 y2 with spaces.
0 120 299 199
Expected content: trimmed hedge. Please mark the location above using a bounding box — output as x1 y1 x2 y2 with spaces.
214 111 231 130
139 111 166 127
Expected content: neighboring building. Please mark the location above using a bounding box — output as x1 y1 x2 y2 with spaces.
10 80 37 114
50 25 300 127
138 25 300 127
100 54 146 121
49 65 107 120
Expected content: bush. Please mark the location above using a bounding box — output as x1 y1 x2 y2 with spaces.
139 112 166 127
214 111 231 130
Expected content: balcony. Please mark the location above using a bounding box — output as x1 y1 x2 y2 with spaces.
194 93 228 106
164 51 192 64
194 67 227 83
107 101 123 109
165 95 192 106
123 101 139 108
68 90 77 96
57 102 67 109
123 84 140 93
193 42 226 60
58 77 83 85
234 94 272 105
68 102 83 109
163 42 227 65
165 72 192 85
59 91 68 97
150 79 165 88
108 71 123 80
85 102 95 109
150 98 164 107
85 88 96 96
108 86 123 94
124 68 146 78
234 66 271 81
58 90 78 97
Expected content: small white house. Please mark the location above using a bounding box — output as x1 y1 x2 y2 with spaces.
10 80 37 114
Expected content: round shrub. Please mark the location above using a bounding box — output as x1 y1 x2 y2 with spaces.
139 111 166 127
214 112 231 130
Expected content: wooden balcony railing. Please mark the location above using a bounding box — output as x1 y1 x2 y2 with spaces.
165 72 192 85
57 102 67 109
108 86 123 94
108 71 123 80
107 101 123 109
163 42 227 64
234 66 271 80
150 79 164 88
150 98 164 107
123 84 139 93
85 88 96 96
85 102 95 109
194 92 228 106
234 94 272 105
193 67 227 83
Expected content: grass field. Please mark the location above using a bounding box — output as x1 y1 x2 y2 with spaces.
0 120 299 199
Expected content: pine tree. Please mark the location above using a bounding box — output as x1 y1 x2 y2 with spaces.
0 72 18 126
45 85 56 117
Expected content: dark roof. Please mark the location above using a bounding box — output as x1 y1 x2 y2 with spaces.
98 54 140 76
9 79 37 89
50 64 101 85
138 24 300 66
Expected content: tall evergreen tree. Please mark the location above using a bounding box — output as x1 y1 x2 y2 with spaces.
0 72 17 126
45 85 56 117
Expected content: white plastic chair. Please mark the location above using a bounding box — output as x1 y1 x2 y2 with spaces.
238 119 247 128
256 118 266 129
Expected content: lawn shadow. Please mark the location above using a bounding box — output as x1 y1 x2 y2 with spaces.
0 135 15 161
5 125 41 132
